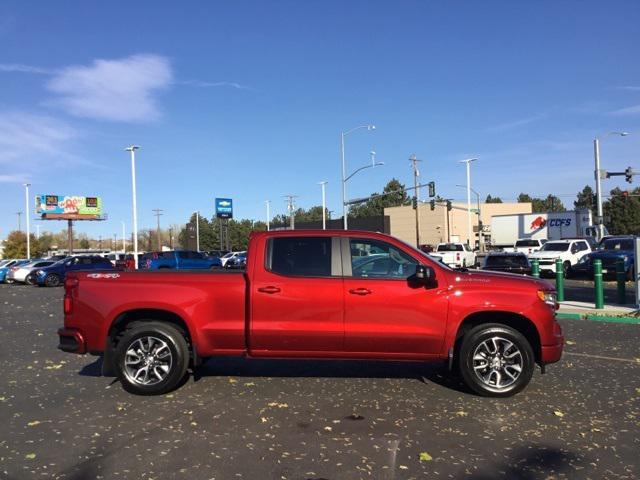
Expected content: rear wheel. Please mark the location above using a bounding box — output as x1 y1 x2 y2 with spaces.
25 273 36 285
44 273 61 287
115 321 189 395
458 323 535 397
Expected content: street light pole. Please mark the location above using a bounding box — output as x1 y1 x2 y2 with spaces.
195 211 200 252
265 200 271 231
16 212 21 232
23 183 31 259
593 132 629 240
340 124 375 230
459 158 478 246
318 181 328 229
125 145 140 269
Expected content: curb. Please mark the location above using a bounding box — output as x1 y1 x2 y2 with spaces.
556 312 640 325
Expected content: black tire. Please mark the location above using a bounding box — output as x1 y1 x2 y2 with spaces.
44 273 61 287
563 261 571 278
458 323 535 398
115 321 189 395
25 273 36 285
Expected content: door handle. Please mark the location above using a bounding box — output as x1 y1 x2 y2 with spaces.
258 286 281 294
349 288 372 296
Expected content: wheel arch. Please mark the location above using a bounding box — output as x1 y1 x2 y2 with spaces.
454 311 541 364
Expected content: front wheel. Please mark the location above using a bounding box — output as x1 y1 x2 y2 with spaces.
458 323 535 397
115 321 189 395
25 273 36 285
44 273 61 287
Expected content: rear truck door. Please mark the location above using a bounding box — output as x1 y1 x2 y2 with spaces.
250 235 344 355
342 237 448 356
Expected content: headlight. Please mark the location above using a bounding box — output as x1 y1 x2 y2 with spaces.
37 270 44 275
537 290 557 308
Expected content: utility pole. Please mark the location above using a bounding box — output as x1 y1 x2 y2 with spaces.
24 183 31 259
318 181 328 230
410 154 422 248
125 145 140 269
152 208 164 251
284 195 298 230
265 200 271 231
16 212 22 232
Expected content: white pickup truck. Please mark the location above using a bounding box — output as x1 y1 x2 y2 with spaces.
512 238 547 254
430 242 476 268
527 239 591 276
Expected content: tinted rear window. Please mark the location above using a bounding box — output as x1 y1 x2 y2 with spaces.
603 239 634 251
486 255 529 267
268 237 331 277
515 240 540 247
437 244 463 252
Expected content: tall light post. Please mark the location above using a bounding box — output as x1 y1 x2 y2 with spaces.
594 132 629 240
125 145 140 269
265 200 271 231
318 181 328 229
121 221 126 253
35 225 40 239
341 124 376 229
456 184 482 251
23 183 31 259
194 211 200 252
459 158 478 246
16 212 21 232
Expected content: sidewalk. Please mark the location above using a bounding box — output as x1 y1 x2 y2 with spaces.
556 301 640 324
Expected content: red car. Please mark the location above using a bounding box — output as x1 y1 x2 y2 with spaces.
58 230 563 397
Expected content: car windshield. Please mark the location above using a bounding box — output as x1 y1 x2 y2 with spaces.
515 240 540 247
603 238 634 251
437 244 463 252
540 242 570 252
486 255 529 267
221 253 233 259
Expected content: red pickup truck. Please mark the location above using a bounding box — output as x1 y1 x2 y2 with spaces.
58 230 563 397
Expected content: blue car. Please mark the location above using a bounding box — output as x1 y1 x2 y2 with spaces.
0 259 29 283
585 236 635 279
35 255 114 287
141 250 222 270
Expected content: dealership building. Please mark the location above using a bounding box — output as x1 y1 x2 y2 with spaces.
384 201 532 247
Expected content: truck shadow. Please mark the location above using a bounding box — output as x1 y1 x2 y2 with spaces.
193 356 471 394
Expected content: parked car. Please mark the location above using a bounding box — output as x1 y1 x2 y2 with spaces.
570 253 594 279
482 252 532 275
528 239 591 277
513 238 547 255
35 255 114 287
8 259 56 284
225 252 247 269
57 230 563 397
0 259 29 283
140 250 222 270
206 250 229 259
220 251 246 267
589 236 635 280
105 253 127 266
430 243 476 268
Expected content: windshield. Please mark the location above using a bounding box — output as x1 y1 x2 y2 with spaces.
515 240 540 247
603 238 634 251
437 244 463 252
540 242 570 252
396 238 455 271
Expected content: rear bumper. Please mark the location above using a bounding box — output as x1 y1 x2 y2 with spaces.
57 328 87 354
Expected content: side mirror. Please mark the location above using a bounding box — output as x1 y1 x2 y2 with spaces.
414 264 435 285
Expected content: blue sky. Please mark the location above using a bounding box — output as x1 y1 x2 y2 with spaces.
1 1 640 240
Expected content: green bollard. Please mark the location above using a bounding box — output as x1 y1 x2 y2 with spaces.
616 258 626 304
555 258 565 302
531 259 540 278
594 259 604 309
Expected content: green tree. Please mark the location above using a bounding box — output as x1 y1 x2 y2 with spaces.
79 238 90 249
2 231 40 258
349 178 410 218
603 187 640 235
574 185 596 215
517 193 532 203
518 193 566 212
485 195 503 203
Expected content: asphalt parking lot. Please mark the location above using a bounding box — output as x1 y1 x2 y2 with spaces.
0 284 638 480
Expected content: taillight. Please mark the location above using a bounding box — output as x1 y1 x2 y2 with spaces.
456 253 460 261
63 295 72 314
64 277 79 315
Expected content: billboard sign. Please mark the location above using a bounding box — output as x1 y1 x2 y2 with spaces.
35 195 103 220
215 198 233 219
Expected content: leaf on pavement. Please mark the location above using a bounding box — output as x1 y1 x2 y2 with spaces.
27 421 40 427
553 410 564 417
419 452 433 462
25 453 36 460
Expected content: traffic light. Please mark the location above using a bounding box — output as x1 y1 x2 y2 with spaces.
625 167 633 183
446 200 452 211
428 181 436 198
412 196 418 209
430 199 435 211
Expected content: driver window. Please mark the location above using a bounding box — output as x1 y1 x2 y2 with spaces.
349 239 417 279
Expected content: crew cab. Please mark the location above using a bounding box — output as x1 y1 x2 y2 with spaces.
430 242 476 268
36 255 114 287
589 236 635 279
528 239 591 277
141 250 222 270
58 230 563 397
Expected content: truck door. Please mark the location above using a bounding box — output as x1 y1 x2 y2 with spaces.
342 237 448 356
250 236 344 355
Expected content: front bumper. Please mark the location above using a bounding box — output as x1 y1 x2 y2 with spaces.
57 328 87 354
541 320 564 364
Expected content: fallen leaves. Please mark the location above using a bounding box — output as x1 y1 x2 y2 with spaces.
25 453 36 460
267 402 288 408
27 421 41 427
553 410 565 418
565 340 576 346
455 411 468 417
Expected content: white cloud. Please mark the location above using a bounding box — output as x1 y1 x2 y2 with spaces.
486 114 545 132
0 63 51 74
178 79 252 90
0 111 77 172
46 54 173 122
609 104 640 116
